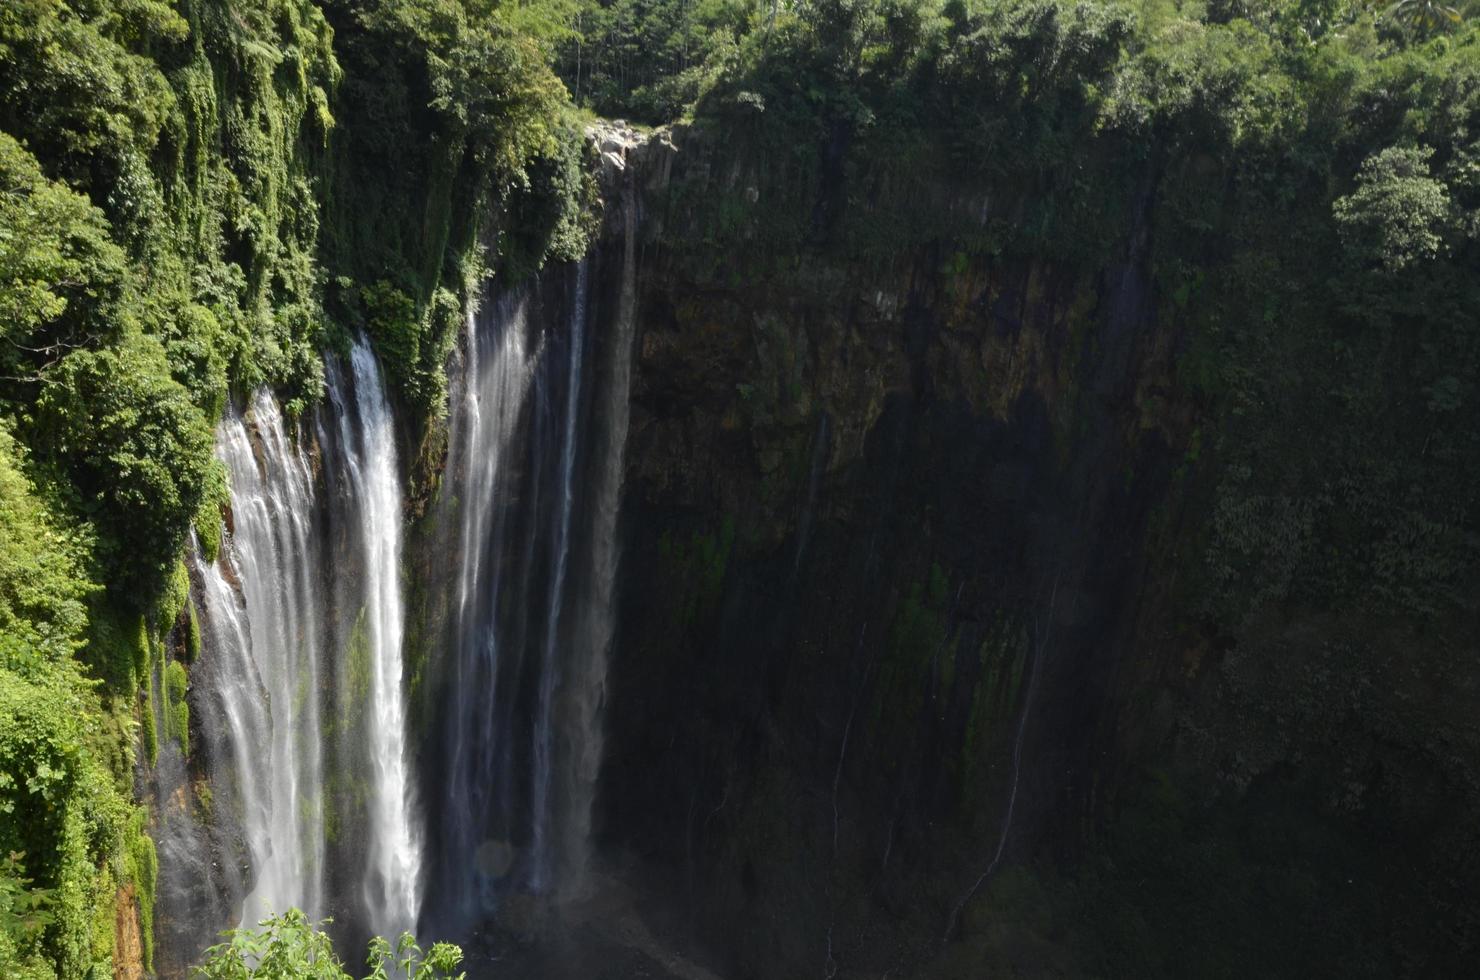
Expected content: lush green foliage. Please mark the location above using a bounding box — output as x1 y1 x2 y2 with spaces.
0 1 593 976
0 132 126 372
194 910 464 980
0 428 94 666
0 665 137 978
0 853 56 980
1 0 1476 975
320 0 595 418
0 428 146 980
556 0 752 120
34 334 216 590
559 0 1480 123
1333 144 1454 270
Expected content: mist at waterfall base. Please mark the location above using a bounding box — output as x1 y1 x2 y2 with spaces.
154 254 635 972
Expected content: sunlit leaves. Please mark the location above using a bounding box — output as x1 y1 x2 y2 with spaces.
194 910 465 980
1334 145 1453 271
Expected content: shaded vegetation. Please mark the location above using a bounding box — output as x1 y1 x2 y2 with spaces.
581 0 1480 975
627 0 1480 630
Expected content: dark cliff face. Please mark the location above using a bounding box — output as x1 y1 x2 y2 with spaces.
588 127 1480 978
592 125 1178 976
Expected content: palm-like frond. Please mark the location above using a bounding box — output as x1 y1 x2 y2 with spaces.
1382 0 1465 33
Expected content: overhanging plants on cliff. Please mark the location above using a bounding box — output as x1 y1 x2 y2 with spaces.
319 0 596 426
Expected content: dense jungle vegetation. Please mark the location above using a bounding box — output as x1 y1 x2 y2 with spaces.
1 0 1477 976
0 0 589 973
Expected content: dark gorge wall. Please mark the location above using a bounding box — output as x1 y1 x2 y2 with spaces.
591 125 1176 976
591 126 1479 978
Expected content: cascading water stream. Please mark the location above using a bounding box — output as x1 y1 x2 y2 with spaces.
435 294 537 922
184 338 423 950
177 185 638 959
426 217 637 931
532 260 588 893
562 193 638 885
327 338 424 940
192 390 327 923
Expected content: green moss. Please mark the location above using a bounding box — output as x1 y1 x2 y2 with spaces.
164 660 186 705
79 602 148 698
695 516 736 605
193 781 213 821
961 616 1030 808
184 601 202 664
887 574 949 670
344 607 372 724
153 562 190 636
164 661 189 756
862 565 958 774
939 635 959 697
122 808 156 973
140 676 158 768
192 460 229 565
659 517 739 630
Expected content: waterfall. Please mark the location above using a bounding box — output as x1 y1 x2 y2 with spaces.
425 226 636 931
185 339 422 947
426 279 564 925
192 390 327 924
178 205 637 957
562 194 638 884
431 293 537 923
327 338 423 939
531 260 588 892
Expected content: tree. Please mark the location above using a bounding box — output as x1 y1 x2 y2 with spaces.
1333 145 1453 272
1381 0 1464 36
32 333 214 593
0 132 126 383
0 852 54 980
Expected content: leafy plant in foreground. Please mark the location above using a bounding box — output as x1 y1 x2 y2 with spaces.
194 909 465 980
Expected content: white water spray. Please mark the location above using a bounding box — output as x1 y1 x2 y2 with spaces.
193 391 327 924
562 190 639 888
440 295 537 917
330 337 424 939
532 261 589 892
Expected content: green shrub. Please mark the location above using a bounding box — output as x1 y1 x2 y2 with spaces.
361 281 423 403
0 852 56 980
193 460 229 566
0 666 129 979
194 910 465 980
80 601 147 698
31 333 214 594
0 429 95 668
